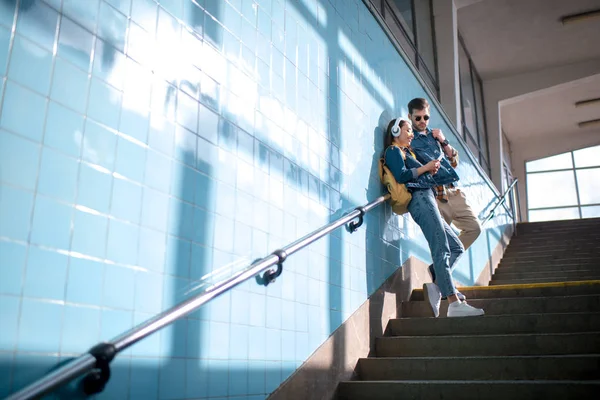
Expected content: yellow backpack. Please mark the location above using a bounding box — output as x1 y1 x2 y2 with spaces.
378 146 412 215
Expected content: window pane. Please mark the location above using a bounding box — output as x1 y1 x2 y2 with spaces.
391 0 414 41
576 168 600 205
574 145 600 168
527 171 578 209
414 0 436 77
526 152 573 172
465 127 479 163
582 205 600 219
480 156 490 177
529 207 580 222
419 63 438 96
385 2 417 64
459 41 477 136
473 73 488 159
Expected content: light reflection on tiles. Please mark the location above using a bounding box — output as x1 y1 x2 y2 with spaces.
0 0 511 398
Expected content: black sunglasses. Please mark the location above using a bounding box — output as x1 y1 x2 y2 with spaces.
414 115 430 122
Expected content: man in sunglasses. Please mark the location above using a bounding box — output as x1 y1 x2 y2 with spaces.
407 97 482 302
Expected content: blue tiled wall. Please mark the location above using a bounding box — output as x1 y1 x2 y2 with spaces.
0 0 511 398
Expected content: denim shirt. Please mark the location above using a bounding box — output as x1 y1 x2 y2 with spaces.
410 128 460 186
384 146 458 191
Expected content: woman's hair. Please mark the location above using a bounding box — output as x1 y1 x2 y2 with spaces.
384 118 408 149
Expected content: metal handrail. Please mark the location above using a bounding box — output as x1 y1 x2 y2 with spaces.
482 178 520 226
5 194 391 400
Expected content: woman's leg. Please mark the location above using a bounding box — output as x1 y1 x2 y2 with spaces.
408 190 457 298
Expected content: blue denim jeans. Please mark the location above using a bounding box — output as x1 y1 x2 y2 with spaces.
408 189 465 298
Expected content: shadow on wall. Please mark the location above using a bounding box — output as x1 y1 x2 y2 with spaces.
2 360 346 400
365 110 398 352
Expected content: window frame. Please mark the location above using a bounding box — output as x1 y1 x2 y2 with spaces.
458 33 490 176
526 149 600 221
375 0 440 97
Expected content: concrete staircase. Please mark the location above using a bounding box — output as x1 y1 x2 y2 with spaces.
337 218 600 399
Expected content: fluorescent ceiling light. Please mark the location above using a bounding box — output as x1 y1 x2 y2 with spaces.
575 98 600 107
578 118 600 128
561 9 600 25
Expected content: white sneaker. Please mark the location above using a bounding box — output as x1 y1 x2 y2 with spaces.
447 301 484 317
423 283 441 318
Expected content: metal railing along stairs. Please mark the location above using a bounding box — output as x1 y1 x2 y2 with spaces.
6 178 520 400
5 195 391 400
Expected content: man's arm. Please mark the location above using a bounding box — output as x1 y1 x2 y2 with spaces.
431 128 459 168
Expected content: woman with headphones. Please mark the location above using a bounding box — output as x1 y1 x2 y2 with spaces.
384 118 484 318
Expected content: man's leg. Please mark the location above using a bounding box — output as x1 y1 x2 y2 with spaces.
436 197 454 226
447 189 481 250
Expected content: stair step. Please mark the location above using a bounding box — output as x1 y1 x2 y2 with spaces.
337 380 600 400
510 234 600 241
511 234 600 240
499 259 599 268
492 271 600 281
400 294 600 317
517 223 600 234
507 242 600 251
375 332 600 357
356 354 600 381
496 264 600 274
388 313 600 336
518 221 600 234
490 277 600 285
502 249 600 260
517 218 600 231
410 280 600 301
502 252 600 260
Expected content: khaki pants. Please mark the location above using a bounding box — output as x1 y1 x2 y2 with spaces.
436 188 481 250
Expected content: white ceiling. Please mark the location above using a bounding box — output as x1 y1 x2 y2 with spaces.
458 0 600 79
458 0 600 150
501 74 600 139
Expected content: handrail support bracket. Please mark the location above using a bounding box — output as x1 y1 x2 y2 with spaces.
81 343 117 395
347 206 367 233
258 249 288 286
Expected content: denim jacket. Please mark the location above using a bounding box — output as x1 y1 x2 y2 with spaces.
384 146 458 191
410 128 460 186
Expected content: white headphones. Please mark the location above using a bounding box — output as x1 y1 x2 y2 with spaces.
391 118 402 137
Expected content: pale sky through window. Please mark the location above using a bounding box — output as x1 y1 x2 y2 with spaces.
526 152 572 173
574 145 600 168
527 145 600 222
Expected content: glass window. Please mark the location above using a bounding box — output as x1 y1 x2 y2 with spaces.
574 145 600 168
576 168 600 205
526 152 572 172
392 0 414 39
526 145 600 222
459 42 477 136
458 35 488 174
414 0 436 76
384 2 417 64
473 71 487 160
527 171 578 209
529 208 580 222
465 128 480 163
376 0 439 97
582 205 600 219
